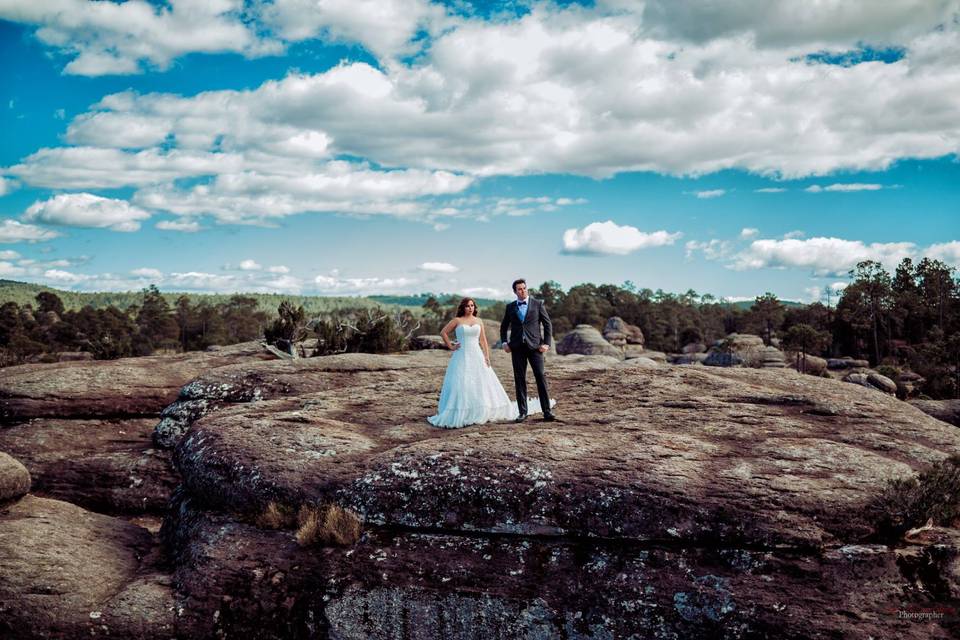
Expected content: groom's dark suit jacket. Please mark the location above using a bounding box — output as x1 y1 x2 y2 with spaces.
500 297 553 349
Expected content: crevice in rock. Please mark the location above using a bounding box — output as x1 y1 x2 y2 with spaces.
357 521 831 556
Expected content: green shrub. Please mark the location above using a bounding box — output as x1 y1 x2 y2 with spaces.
264 301 307 346
312 307 415 356
870 455 960 541
875 364 901 380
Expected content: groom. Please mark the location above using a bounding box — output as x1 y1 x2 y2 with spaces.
500 278 556 423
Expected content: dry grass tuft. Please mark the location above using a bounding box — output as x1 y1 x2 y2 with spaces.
255 501 296 529
295 503 363 547
295 505 323 545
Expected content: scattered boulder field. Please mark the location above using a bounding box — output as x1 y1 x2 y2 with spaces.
1 328 959 638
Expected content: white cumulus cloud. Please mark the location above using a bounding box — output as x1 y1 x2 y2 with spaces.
693 189 726 199
0 177 17 196
563 221 683 256
641 0 957 47
806 183 885 193
313 272 418 295
926 240 960 265
239 259 262 271
0 219 61 243
261 0 445 60
731 236 916 276
0 0 281 76
166 271 239 291
0 261 26 276
419 261 459 273
6 6 959 194
131 267 163 279
462 286 513 300
23 193 150 231
156 219 201 232
43 268 92 283
686 239 734 260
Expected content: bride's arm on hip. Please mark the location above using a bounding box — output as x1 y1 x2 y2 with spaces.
440 318 461 350
479 322 492 366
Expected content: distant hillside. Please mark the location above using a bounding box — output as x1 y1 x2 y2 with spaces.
368 293 502 308
728 299 805 310
0 280 406 315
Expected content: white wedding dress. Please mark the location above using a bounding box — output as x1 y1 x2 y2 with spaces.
428 323 553 429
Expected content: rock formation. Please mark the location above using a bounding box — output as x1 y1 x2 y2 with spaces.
843 371 898 395
787 353 828 376
410 335 446 350
911 399 960 427
897 371 926 398
556 324 622 358
758 345 786 368
2 345 959 639
0 494 176 638
0 451 30 501
0 341 275 514
669 353 703 365
682 342 707 354
703 333 786 369
0 341 274 421
828 357 871 370
155 351 960 639
703 351 743 367
602 316 644 347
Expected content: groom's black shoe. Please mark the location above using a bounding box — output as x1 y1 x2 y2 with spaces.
542 413 558 422
515 414 527 423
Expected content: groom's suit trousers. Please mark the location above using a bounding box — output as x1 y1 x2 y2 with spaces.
511 343 550 417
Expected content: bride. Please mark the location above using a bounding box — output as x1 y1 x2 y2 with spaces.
428 297 551 429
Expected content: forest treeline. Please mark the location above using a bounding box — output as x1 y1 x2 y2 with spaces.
1 257 957 397
0 279 400 315
0 285 270 363
419 257 959 398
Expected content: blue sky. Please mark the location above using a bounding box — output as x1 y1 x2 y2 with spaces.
1 0 958 302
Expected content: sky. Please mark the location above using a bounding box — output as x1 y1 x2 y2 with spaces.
0 0 958 303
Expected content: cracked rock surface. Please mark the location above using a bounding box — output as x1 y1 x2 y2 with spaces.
0 495 176 638
162 349 960 638
0 341 275 517
0 341 275 421
2 346 960 638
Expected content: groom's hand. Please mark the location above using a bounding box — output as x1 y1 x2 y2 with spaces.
503 344 511 353
538 344 549 353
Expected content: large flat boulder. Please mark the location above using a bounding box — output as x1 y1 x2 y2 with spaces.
0 418 176 514
173 355 959 548
155 349 960 637
0 342 276 519
555 324 622 358
153 350 447 448
911 399 960 427
0 341 275 421
0 495 176 639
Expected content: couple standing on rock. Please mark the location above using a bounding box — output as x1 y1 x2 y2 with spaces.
427 278 558 428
